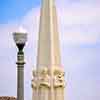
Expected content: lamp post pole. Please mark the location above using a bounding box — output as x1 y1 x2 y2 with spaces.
16 44 25 100
13 31 27 100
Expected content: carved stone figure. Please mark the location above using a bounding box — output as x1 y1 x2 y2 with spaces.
31 70 37 88
39 67 50 87
53 68 65 88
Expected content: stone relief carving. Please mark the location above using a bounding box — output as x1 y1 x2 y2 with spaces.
31 70 37 88
31 67 65 88
38 67 50 87
53 67 65 88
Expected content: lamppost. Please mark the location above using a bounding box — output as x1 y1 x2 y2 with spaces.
13 28 27 100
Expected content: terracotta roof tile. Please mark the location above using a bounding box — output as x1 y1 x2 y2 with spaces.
0 96 16 100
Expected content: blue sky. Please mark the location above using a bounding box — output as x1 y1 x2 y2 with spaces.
0 0 40 23
0 0 100 100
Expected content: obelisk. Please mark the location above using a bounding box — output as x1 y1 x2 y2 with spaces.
31 0 65 100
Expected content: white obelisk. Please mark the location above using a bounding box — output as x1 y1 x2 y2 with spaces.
31 0 65 100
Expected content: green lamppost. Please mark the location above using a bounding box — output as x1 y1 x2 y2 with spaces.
13 28 27 100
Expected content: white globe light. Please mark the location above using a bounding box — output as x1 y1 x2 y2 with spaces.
13 26 27 44
18 26 27 33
